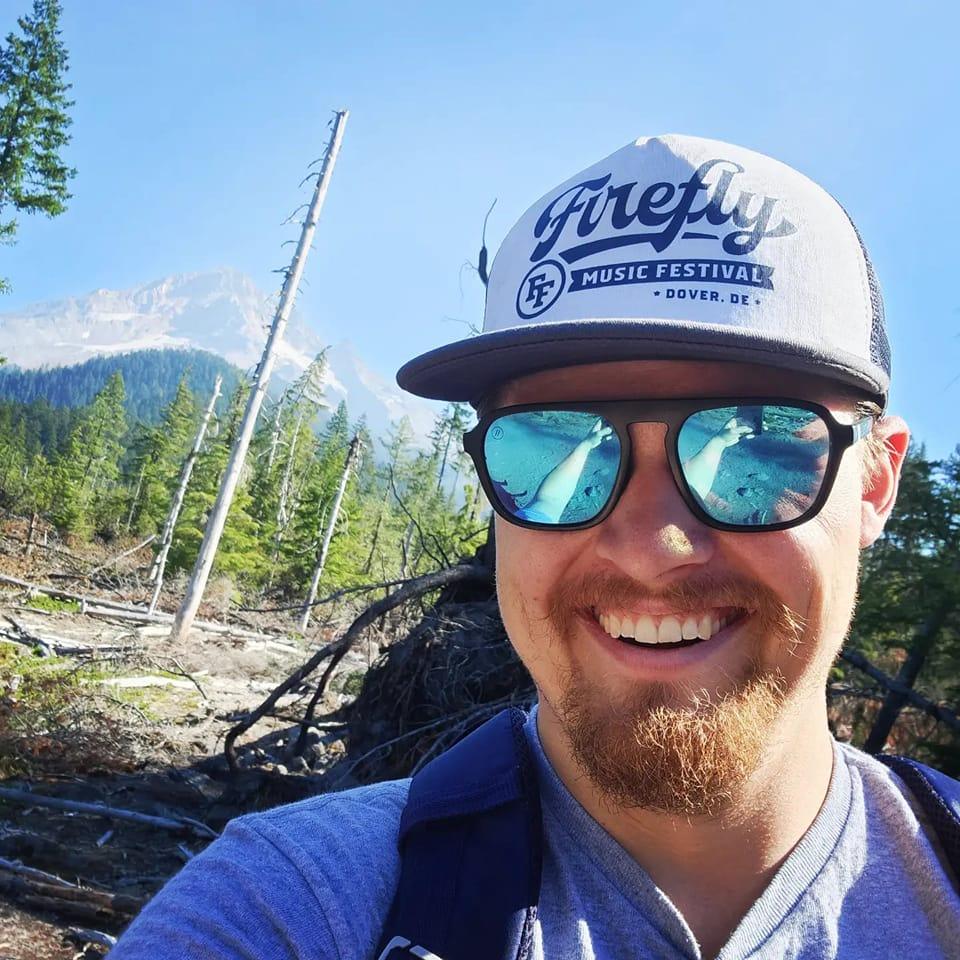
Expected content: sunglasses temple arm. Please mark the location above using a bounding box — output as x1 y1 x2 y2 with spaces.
850 416 875 444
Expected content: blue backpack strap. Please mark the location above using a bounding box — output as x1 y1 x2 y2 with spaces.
877 754 960 884
373 707 542 960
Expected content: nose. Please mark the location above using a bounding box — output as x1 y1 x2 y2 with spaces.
592 422 716 584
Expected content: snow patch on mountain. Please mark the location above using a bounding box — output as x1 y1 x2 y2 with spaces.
0 268 439 442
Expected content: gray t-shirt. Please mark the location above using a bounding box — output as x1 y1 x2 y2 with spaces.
110 713 960 959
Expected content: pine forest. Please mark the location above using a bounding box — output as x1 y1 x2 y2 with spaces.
0 2 957 956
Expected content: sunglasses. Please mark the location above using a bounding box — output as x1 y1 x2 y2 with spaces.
463 398 874 533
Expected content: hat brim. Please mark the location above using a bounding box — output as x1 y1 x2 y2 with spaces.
396 319 889 405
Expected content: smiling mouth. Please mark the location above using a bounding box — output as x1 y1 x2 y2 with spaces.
592 606 750 650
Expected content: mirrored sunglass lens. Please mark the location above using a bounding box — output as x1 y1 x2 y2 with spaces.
677 405 830 526
483 410 620 525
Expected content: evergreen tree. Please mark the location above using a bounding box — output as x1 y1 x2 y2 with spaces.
167 380 265 582
846 445 960 769
0 0 75 289
246 355 328 582
20 449 54 544
0 406 27 506
50 372 126 535
361 416 413 578
429 403 471 494
321 400 351 455
0 349 238 422
390 408 487 576
125 376 198 534
0 356 490 599
279 398 354 589
271 355 327 562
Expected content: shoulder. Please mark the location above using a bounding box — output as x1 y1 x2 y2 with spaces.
111 778 409 960
241 776 410 866
837 740 924 815
836 741 958 878
836 740 959 809
238 776 410 900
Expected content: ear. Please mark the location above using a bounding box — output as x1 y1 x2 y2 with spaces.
860 415 910 549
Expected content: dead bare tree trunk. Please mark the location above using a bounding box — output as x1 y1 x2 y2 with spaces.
148 375 222 614
468 481 483 524
363 506 385 575
170 110 349 642
125 463 147 532
863 601 954 753
91 534 156 577
273 406 307 560
24 511 38 557
266 400 284 472
839 648 960 734
299 434 362 633
400 520 415 578
436 422 452 492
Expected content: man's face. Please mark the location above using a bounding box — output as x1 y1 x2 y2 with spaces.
493 359 903 815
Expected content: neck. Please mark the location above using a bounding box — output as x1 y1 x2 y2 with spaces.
536 698 834 960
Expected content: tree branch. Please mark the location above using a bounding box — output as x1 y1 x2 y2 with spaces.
0 787 218 840
839 648 960 736
224 563 492 772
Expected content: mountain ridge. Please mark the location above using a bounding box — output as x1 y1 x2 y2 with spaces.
0 268 436 441
0 348 241 425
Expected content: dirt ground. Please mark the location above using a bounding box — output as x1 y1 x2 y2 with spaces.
0 519 380 958
0 900 82 960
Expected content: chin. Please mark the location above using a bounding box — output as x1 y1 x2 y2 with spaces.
554 664 788 816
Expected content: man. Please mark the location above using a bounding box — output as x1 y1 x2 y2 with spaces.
111 135 960 959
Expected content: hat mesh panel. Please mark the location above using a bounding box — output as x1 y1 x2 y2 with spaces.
839 207 891 380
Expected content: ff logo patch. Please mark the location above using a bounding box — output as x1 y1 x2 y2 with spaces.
516 259 566 319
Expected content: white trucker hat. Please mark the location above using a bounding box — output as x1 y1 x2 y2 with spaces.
397 134 890 406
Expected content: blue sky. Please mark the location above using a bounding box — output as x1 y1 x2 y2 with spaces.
2 1 958 456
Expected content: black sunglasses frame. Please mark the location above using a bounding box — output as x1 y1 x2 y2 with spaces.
463 397 873 534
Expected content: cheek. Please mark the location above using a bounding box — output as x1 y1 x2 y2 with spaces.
760 460 863 674
814 459 865 635
495 519 583 696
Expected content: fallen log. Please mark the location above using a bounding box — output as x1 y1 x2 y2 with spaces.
0 613 136 658
0 573 136 612
89 534 156 576
68 927 118 950
0 787 219 840
0 572 286 641
0 621 54 656
0 856 144 923
0 533 87 564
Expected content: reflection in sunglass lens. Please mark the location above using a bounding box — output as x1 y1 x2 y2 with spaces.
483 410 620 525
677 405 830 526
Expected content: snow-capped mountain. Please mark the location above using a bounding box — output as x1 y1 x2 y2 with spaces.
0 269 437 441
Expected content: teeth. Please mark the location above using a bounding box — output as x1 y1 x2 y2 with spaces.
598 609 742 645
634 615 657 644
657 616 682 644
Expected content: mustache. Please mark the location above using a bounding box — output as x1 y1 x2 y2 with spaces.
545 570 806 642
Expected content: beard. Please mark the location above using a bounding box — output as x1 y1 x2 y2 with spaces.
543 572 803 817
